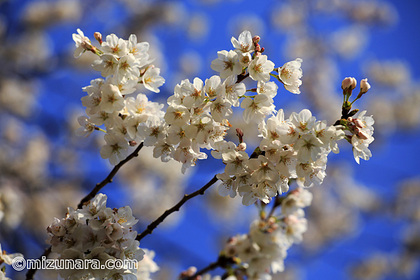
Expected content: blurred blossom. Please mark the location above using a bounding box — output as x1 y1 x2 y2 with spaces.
0 182 25 230
21 0 81 27
229 14 265 39
394 179 420 222
120 147 190 225
271 3 306 31
344 1 398 26
13 31 56 72
366 60 411 87
188 13 209 41
25 183 84 234
350 253 390 280
179 51 203 77
331 26 368 59
0 79 38 117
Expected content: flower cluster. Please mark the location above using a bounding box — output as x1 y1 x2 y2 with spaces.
215 108 344 205
138 30 303 174
47 193 143 280
73 29 165 165
222 187 312 280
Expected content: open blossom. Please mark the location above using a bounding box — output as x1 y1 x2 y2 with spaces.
231 30 255 53
278 58 303 94
100 84 125 113
347 110 375 164
76 116 95 137
248 55 275 82
211 50 243 79
142 66 165 93
72 28 91 58
100 133 129 165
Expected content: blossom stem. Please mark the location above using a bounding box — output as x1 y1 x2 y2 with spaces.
94 126 107 133
136 175 219 241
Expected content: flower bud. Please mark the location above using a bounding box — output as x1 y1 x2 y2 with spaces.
252 35 260 44
341 77 357 90
94 32 103 44
236 142 247 151
360 78 371 94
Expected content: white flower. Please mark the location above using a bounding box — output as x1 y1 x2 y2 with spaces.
278 58 303 94
117 54 140 81
290 109 316 134
128 34 150 67
348 110 374 164
294 134 324 162
137 119 167 146
204 75 222 99
241 94 275 124
210 97 232 122
231 30 255 53
221 149 249 175
164 105 190 126
101 33 128 57
100 133 129 165
153 140 174 162
76 116 95 137
216 173 237 198
182 77 204 108
137 249 159 280
82 78 104 116
211 50 243 79
72 28 90 58
257 80 278 98
221 75 246 107
248 55 274 82
142 66 165 93
100 84 125 113
92 54 119 77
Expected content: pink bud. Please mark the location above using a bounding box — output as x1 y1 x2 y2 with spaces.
94 32 103 44
360 78 371 94
342 77 357 90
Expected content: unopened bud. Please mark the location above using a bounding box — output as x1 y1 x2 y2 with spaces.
94 32 103 44
237 142 247 151
341 77 357 90
255 44 261 53
252 35 260 44
360 78 371 94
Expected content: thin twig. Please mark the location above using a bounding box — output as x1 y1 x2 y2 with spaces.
27 143 144 280
77 142 144 209
136 175 219 241
25 247 51 280
184 259 223 280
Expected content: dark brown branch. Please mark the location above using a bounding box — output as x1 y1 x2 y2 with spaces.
27 143 144 280
25 246 51 280
77 142 144 209
182 255 236 280
184 260 222 280
136 175 218 241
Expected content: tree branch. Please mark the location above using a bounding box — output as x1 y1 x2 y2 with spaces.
77 142 144 209
136 175 219 241
25 246 51 280
26 142 144 280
